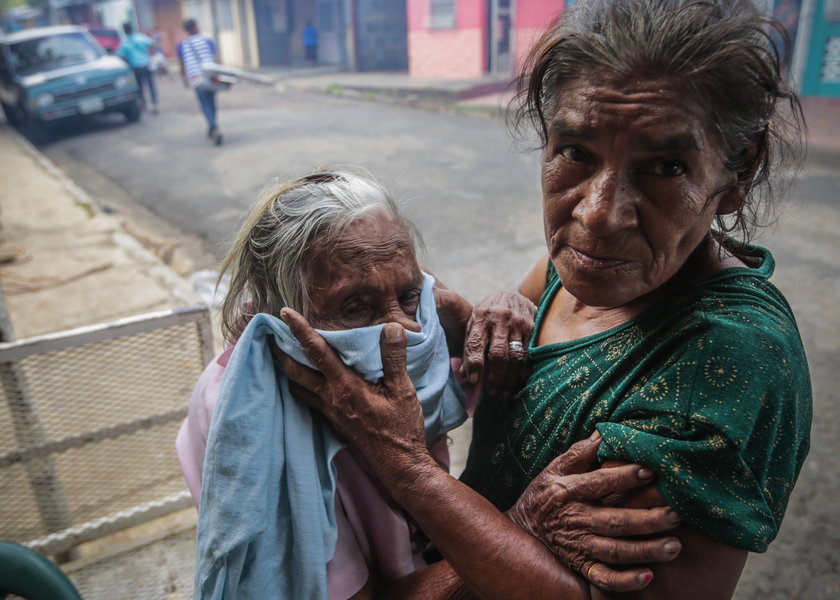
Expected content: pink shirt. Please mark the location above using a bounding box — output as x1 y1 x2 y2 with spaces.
176 348 477 600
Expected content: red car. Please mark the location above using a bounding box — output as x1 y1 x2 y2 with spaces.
84 24 121 54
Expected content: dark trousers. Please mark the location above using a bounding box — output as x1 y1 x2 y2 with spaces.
132 66 158 107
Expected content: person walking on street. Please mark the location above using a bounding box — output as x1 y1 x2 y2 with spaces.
117 23 159 115
303 21 318 67
177 18 223 146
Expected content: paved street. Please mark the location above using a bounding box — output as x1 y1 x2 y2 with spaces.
27 73 840 599
40 74 546 301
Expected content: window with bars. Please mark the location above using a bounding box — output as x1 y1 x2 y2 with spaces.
429 0 456 29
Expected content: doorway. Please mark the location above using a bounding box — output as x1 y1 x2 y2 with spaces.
488 0 513 74
253 0 292 66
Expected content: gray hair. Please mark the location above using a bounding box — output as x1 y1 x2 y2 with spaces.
219 169 418 344
511 0 805 243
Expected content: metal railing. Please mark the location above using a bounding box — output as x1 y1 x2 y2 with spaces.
0 306 213 564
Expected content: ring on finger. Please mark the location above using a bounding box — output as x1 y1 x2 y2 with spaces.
586 563 601 582
508 340 525 352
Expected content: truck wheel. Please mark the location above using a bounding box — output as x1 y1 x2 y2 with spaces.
21 111 49 144
123 99 141 123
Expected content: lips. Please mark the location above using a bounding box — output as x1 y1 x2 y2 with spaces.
568 247 626 269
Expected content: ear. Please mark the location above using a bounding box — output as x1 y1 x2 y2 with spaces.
716 179 746 216
717 138 762 215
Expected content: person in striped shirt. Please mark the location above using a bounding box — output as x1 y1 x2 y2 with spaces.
177 19 223 146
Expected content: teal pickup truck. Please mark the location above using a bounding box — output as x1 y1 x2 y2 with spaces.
0 25 142 141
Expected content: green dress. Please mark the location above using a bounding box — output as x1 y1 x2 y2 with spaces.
460 245 811 552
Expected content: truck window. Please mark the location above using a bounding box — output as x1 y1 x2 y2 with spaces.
10 32 102 76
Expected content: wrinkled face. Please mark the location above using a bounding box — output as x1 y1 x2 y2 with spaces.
306 214 424 332
541 73 743 309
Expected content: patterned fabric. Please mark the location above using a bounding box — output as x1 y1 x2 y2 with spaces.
461 245 811 552
177 34 217 85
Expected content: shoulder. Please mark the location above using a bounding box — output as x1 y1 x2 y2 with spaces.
642 263 811 412
659 245 801 354
683 256 806 374
518 254 551 304
190 348 231 416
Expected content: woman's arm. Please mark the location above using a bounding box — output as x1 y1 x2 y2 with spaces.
593 525 746 600
595 465 746 600
514 460 746 599
430 255 548 394
459 254 549 395
277 311 683 600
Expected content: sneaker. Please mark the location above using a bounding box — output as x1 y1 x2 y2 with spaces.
151 106 159 115
213 130 223 146
207 127 215 138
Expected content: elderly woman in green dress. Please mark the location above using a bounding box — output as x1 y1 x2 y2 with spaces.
278 1 812 598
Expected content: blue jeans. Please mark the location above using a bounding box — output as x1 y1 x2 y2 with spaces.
195 88 218 132
133 66 158 107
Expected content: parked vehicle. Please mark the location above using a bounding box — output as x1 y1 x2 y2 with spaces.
0 25 142 141
84 24 121 54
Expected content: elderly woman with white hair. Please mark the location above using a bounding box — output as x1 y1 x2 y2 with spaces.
176 170 681 600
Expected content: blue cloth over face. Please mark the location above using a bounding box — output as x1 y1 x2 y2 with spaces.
194 273 466 599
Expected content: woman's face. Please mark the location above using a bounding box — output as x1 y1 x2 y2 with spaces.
305 214 424 332
541 73 744 309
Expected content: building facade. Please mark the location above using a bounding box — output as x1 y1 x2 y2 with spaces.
174 0 404 71
6 0 836 98
795 0 840 96
406 0 564 79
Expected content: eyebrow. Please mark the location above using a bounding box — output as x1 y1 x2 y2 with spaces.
548 119 700 152
547 119 594 141
328 270 425 299
638 132 700 153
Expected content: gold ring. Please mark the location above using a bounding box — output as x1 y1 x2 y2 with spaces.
586 563 600 581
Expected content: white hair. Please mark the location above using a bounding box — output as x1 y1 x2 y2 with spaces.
219 169 419 343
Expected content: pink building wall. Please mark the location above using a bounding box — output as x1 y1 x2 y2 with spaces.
407 0 566 79
407 0 487 79
514 2 564 72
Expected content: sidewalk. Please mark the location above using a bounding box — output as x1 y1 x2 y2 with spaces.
267 66 516 118
0 123 200 340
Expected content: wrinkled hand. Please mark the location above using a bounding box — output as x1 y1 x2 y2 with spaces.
507 433 683 592
462 290 536 396
274 308 428 484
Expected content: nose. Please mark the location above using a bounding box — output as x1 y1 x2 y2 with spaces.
375 305 422 333
573 168 638 236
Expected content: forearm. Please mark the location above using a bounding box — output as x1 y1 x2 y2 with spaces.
385 456 588 600
591 524 746 600
373 560 476 600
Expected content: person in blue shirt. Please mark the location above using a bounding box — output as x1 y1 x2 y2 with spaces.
303 21 318 66
117 23 159 115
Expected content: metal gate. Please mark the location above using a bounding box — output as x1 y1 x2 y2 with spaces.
0 306 214 598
